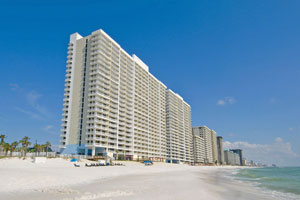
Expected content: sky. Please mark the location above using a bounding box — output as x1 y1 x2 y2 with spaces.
0 0 299 166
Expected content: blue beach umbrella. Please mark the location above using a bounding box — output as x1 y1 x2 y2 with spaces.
70 158 78 162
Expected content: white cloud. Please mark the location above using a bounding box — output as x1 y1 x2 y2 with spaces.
9 83 20 91
43 125 58 135
217 97 236 106
289 127 294 131
217 100 226 106
26 90 49 117
14 107 44 120
223 138 300 166
275 137 283 143
26 91 41 106
44 125 54 131
10 84 50 120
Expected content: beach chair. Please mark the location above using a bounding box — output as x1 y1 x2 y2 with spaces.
74 163 80 167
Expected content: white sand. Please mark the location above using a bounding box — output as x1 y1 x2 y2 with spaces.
0 157 193 193
0 158 275 200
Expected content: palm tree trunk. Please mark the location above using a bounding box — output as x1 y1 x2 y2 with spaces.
24 148 27 158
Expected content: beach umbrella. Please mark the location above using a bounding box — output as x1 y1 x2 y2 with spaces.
70 158 78 162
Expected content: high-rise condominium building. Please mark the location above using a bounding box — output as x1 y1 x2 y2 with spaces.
210 130 218 164
224 150 241 165
230 149 243 166
217 136 224 165
60 29 167 161
166 89 193 163
192 128 205 163
192 126 213 164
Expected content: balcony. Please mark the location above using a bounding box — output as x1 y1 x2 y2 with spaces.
60 128 67 132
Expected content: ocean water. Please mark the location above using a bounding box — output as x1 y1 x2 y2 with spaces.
234 167 300 199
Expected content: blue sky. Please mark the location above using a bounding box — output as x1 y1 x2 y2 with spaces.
0 0 299 165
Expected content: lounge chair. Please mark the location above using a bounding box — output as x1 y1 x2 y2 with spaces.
74 163 80 167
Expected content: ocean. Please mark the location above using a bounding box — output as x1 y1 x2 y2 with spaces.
234 167 300 200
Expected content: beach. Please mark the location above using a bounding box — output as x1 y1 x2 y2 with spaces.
0 158 280 200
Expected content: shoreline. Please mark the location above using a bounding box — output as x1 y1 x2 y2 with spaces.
231 167 300 200
0 158 279 200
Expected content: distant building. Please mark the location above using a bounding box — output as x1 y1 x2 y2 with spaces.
233 153 240 165
230 149 243 166
249 160 254 166
217 136 224 165
242 159 247 166
224 150 232 165
192 129 205 164
210 130 218 164
166 89 193 163
224 150 241 165
192 126 213 164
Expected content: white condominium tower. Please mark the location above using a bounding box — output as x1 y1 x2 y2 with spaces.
192 126 213 164
133 56 167 161
166 89 193 163
210 130 218 164
192 130 205 163
60 29 170 161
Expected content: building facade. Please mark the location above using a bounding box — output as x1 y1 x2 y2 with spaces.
210 130 218 164
242 159 247 166
192 128 205 163
217 136 224 165
60 29 191 162
192 126 213 164
224 150 241 165
166 89 193 163
230 149 243 166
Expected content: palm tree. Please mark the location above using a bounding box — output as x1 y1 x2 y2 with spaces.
123 150 126 160
0 134 6 153
0 134 5 144
2 143 9 156
40 144 46 156
45 141 51 157
115 150 119 160
33 144 40 156
19 136 31 158
9 141 19 157
38 145 43 156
